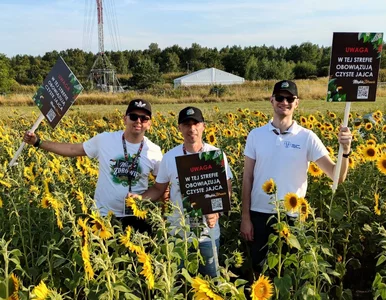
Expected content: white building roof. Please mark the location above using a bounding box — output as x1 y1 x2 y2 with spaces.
174 67 244 88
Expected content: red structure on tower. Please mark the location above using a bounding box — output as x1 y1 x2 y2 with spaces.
88 0 122 92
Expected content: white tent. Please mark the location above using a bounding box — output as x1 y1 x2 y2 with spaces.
173 67 245 88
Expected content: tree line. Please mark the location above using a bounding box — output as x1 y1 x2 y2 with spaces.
1 42 386 93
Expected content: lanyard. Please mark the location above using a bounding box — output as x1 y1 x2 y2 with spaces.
182 143 204 155
122 134 144 192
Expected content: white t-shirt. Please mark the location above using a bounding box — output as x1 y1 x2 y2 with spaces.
83 130 162 217
156 143 233 242
244 121 328 215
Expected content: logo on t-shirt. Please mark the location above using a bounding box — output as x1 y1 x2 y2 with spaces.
110 155 141 186
284 141 301 149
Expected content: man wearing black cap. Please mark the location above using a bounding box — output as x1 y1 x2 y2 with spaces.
23 99 162 232
240 80 352 273
141 106 233 277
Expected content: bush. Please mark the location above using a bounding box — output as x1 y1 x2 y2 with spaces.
209 85 228 97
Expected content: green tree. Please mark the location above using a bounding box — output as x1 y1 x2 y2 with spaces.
293 61 317 79
130 58 162 89
0 54 14 93
245 55 259 80
160 52 180 73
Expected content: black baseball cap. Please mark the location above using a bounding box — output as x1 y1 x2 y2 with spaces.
126 99 152 117
178 106 204 124
272 80 298 97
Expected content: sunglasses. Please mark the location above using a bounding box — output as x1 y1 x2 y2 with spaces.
127 113 151 123
274 95 297 103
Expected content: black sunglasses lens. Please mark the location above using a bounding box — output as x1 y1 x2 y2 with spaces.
128 113 150 122
275 95 295 103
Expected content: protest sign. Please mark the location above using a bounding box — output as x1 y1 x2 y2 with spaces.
327 32 383 192
327 32 383 102
33 56 83 128
9 57 83 166
175 150 230 215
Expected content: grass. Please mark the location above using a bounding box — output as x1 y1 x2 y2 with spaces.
1 97 385 121
1 77 385 119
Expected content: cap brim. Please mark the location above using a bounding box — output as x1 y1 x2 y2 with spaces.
127 107 152 116
178 116 204 124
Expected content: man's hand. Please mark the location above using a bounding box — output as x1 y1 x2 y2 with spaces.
338 126 352 153
23 131 38 146
240 217 254 241
205 213 219 228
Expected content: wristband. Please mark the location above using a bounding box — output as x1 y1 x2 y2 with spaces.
342 150 351 158
33 136 42 148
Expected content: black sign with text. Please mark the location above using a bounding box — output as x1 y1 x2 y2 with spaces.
327 32 383 102
32 57 83 128
176 150 230 215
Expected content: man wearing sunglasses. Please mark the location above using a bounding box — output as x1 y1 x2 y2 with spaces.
240 80 352 274
23 99 162 233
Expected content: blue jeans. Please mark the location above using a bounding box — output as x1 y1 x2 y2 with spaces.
198 238 220 277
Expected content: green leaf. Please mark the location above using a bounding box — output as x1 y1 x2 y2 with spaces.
274 274 292 298
267 252 279 269
376 255 386 267
320 245 333 257
321 272 332 285
36 255 47 266
112 282 132 293
328 206 345 221
287 235 301 250
373 273 383 288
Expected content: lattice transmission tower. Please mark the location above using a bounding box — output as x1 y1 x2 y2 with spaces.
88 0 122 92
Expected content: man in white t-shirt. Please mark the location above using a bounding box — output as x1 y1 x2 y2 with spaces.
240 80 353 273
23 99 162 233
141 106 233 277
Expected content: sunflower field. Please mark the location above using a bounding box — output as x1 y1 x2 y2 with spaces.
1 107 386 300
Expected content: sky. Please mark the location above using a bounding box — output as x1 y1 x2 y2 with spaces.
1 0 386 57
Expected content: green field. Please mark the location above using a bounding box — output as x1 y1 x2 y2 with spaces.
1 97 385 120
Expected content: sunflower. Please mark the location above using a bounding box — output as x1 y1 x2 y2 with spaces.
0 197 2 208
308 162 323 177
232 250 244 268
279 225 291 242
299 116 307 125
328 112 336 119
262 178 276 195
191 276 223 300
326 146 335 159
10 273 19 299
76 188 88 214
0 179 11 188
364 122 373 131
366 139 377 146
378 144 386 154
126 195 147 219
374 193 381 216
206 131 217 146
119 226 133 247
298 198 310 222
32 281 49 300
373 110 383 121
81 243 94 279
376 154 386 175
362 145 378 161
308 115 316 123
284 193 300 213
223 128 233 138
348 156 356 169
138 249 155 290
250 274 274 300
89 211 113 239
